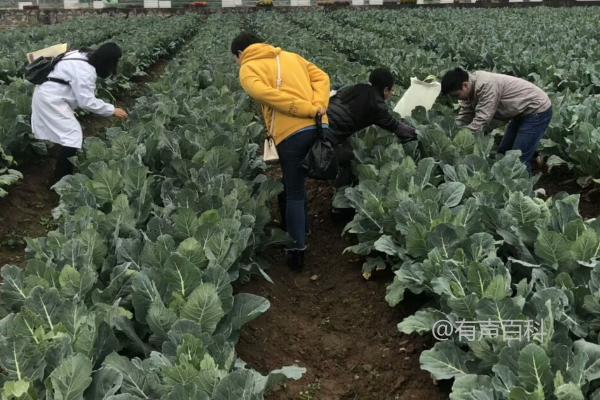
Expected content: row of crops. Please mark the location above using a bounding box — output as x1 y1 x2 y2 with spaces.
0 14 306 399
302 8 600 184
250 7 600 399
0 14 201 196
1 6 600 399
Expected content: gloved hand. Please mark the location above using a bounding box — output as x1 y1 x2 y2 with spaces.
396 123 418 143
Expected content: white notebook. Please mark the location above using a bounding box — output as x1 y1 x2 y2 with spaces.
26 43 68 64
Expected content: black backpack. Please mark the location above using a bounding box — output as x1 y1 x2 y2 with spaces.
23 52 89 85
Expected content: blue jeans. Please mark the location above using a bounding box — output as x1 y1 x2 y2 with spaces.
277 128 317 250
497 106 552 173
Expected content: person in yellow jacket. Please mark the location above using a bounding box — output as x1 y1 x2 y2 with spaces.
232 32 330 271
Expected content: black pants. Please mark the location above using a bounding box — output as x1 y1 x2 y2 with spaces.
52 145 78 183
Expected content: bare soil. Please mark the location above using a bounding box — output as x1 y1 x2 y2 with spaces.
535 165 600 219
237 180 451 400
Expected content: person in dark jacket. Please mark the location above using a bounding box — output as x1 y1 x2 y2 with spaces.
327 67 417 216
277 68 417 227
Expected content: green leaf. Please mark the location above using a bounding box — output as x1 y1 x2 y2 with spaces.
439 182 466 208
0 265 29 310
420 341 474 380
59 265 97 299
373 235 405 257
517 344 552 395
85 368 123 400
534 230 572 270
2 380 30 399
211 369 259 400
447 294 479 320
468 233 497 261
86 162 124 205
509 386 544 400
398 308 446 334
475 298 523 329
48 354 93 400
227 293 269 332
545 155 567 171
101 353 157 398
506 192 543 227
146 300 177 340
572 228 600 262
555 382 584 400
180 284 225 335
484 275 510 301
492 364 518 396
450 374 495 400
574 340 600 382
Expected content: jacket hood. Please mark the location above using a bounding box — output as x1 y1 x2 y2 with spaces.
240 43 282 64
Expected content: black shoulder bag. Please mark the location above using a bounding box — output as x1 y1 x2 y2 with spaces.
302 114 338 180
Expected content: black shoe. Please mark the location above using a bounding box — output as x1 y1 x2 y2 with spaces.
286 249 305 272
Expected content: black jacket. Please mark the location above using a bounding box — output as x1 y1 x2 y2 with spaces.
327 83 416 141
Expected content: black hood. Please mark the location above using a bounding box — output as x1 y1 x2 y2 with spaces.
88 42 122 79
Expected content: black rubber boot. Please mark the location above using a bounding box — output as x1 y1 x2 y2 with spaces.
286 249 305 272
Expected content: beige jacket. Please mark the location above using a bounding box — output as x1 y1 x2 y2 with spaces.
457 71 551 133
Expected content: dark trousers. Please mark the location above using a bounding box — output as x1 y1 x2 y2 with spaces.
498 107 552 173
277 129 317 250
51 144 78 183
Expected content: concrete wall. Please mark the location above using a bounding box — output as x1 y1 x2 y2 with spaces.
0 0 597 29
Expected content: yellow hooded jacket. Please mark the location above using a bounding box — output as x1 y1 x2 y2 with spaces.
239 43 330 145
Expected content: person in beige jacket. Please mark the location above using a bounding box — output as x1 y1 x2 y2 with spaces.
441 67 552 173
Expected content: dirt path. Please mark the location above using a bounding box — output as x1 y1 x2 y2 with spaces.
237 181 451 400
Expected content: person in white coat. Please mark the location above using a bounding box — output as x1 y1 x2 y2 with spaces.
31 42 128 182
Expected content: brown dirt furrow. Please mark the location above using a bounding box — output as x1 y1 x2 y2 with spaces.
237 181 451 400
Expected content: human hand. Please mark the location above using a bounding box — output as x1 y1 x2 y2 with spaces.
113 107 128 120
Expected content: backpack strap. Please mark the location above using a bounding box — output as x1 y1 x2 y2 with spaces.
47 57 92 86
47 77 70 85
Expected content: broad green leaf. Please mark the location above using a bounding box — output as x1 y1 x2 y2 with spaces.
48 354 93 400
450 374 495 400
555 383 584 400
2 380 30 398
509 386 544 400
574 340 600 382
420 341 474 380
59 265 97 299
180 284 224 335
572 228 600 262
398 308 446 335
0 265 29 310
534 230 572 270
227 293 269 332
517 344 552 395
85 368 123 400
439 182 466 208
211 369 259 400
146 300 177 340
475 298 523 333
506 192 542 227
373 235 404 257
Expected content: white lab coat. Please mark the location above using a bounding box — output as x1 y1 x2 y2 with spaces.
31 51 115 149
